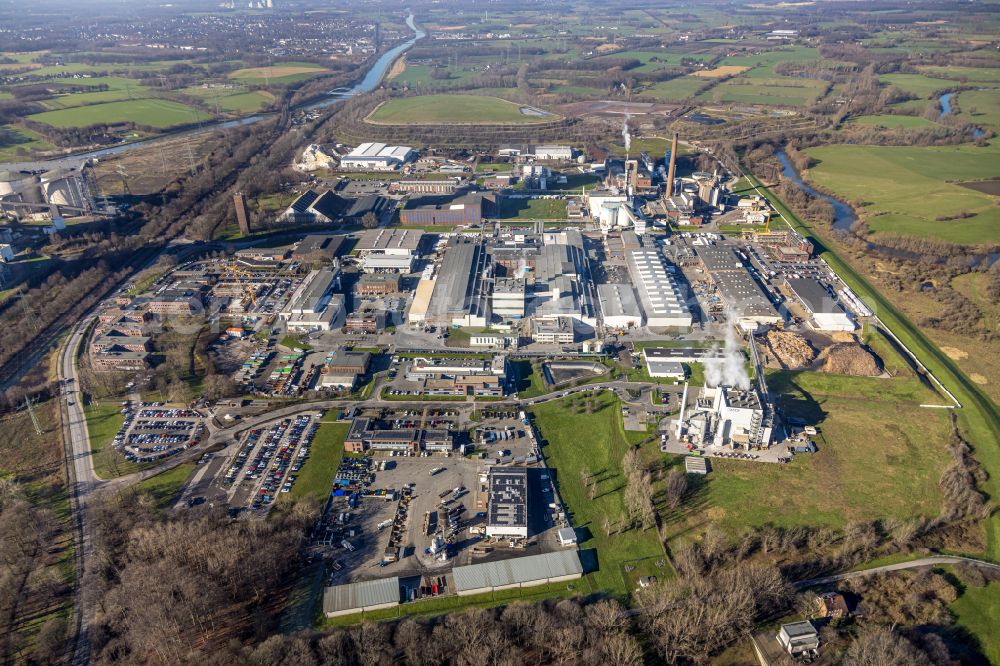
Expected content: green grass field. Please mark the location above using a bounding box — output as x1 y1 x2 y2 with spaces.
531 392 669 596
879 73 951 98
742 170 1000 561
83 399 147 479
951 581 1000 664
228 61 329 84
641 76 706 101
683 370 948 535
0 124 54 160
955 89 1000 128
133 463 196 511
847 114 939 129
286 420 349 503
699 77 827 107
180 86 275 113
803 142 1000 245
498 197 567 219
369 94 554 124
918 65 1000 84
28 98 210 129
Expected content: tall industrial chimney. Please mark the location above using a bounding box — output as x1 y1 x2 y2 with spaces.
666 132 679 197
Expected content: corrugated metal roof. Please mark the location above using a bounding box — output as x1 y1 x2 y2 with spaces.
323 576 400 614
452 551 583 592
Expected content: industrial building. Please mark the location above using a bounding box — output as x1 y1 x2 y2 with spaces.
626 248 692 328
280 189 391 225
486 467 528 538
498 145 574 161
356 228 422 273
597 283 642 329
407 355 506 382
292 234 346 264
533 317 575 344
452 551 583 596
785 278 855 331
696 245 781 328
356 273 400 296
343 418 453 453
0 164 93 218
399 192 492 227
279 268 344 331
491 278 526 320
672 384 775 450
642 347 724 377
322 577 400 618
339 142 415 171
425 240 491 326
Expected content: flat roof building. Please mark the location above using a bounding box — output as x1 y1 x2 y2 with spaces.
280 268 344 331
399 193 491 227
426 240 491 326
626 248 692 328
323 577 400 618
452 551 583 596
293 234 347 264
597 283 642 329
340 142 414 171
695 246 780 326
486 467 528 538
356 228 423 255
785 278 854 331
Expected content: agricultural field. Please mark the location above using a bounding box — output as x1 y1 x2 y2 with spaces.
0 124 54 160
368 94 555 124
717 46 821 77
27 98 210 129
803 141 1000 245
228 62 329 84
691 65 748 78
531 393 670 596
640 76 706 101
179 86 275 113
698 77 828 107
847 114 939 129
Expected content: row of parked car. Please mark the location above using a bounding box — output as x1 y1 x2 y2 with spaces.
251 415 317 512
113 402 204 463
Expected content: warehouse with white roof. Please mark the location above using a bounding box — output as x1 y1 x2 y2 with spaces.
323 577 400 617
597 283 642 329
340 142 415 171
625 248 692 328
452 551 583 596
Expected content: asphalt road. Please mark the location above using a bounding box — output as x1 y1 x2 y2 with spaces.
59 316 100 666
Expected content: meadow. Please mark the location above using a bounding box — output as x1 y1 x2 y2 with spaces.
803 141 1000 244
228 62 329 84
368 94 554 124
698 77 827 107
284 420 349 504
28 98 210 129
955 89 1000 128
847 114 938 129
640 76 706 101
531 392 670 596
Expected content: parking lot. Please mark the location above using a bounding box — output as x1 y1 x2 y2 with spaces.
223 413 319 513
111 402 205 463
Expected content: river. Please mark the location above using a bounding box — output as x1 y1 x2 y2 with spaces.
2 14 425 167
775 150 856 231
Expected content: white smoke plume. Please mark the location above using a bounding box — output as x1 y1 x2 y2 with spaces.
704 309 751 390
622 114 631 155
